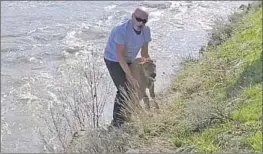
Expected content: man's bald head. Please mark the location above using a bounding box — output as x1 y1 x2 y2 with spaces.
133 7 149 20
131 7 150 31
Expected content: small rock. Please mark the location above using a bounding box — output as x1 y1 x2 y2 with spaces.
175 147 185 153
183 145 195 152
199 45 206 55
239 4 246 10
65 47 81 54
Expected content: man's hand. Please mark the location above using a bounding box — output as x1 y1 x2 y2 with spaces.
126 75 139 90
139 57 150 64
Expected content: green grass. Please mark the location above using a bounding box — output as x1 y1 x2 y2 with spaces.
131 4 262 153
245 130 263 152
186 123 232 153
170 6 262 153
231 85 262 123
127 4 262 153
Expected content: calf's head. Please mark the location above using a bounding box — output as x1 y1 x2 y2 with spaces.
141 59 156 81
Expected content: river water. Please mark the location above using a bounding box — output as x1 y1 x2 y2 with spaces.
1 1 250 153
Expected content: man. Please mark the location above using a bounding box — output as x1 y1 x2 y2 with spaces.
104 7 152 128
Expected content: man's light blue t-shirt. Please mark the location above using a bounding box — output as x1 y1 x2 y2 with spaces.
104 19 152 63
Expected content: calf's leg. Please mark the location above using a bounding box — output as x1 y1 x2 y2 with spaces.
149 83 159 109
142 89 150 110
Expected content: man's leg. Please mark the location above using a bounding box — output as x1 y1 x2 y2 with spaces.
104 58 129 127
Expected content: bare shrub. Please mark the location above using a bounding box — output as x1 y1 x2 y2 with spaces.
38 48 112 152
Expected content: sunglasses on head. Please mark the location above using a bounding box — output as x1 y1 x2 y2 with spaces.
134 16 147 24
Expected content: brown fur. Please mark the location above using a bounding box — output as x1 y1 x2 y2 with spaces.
129 58 159 110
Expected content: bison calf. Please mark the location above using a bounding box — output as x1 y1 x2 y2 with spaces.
129 58 159 110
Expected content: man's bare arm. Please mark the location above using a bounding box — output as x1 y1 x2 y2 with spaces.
141 43 150 58
116 44 133 79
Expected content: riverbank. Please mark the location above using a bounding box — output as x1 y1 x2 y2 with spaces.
66 2 262 153
126 2 262 153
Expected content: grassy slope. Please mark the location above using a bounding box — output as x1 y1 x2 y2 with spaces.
132 4 262 153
